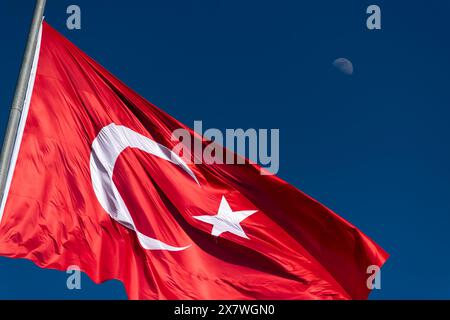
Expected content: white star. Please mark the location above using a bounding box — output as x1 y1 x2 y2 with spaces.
193 196 257 239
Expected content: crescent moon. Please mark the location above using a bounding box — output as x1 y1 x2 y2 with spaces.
90 123 198 251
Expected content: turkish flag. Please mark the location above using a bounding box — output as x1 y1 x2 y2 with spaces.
0 22 388 300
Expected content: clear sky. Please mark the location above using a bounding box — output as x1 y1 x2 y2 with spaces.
0 0 449 299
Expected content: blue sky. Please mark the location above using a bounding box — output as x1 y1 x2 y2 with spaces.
0 0 449 299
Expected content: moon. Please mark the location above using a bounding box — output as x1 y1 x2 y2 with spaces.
333 58 354 75
90 123 199 251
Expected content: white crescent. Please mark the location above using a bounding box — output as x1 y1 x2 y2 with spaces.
90 123 198 251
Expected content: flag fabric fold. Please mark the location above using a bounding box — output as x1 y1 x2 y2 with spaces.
0 21 388 300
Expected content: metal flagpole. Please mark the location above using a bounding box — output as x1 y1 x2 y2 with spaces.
0 0 46 201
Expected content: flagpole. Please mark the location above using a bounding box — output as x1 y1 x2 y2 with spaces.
0 0 46 201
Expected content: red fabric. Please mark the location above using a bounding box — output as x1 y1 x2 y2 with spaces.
0 22 388 300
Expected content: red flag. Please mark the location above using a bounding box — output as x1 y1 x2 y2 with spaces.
0 22 388 300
